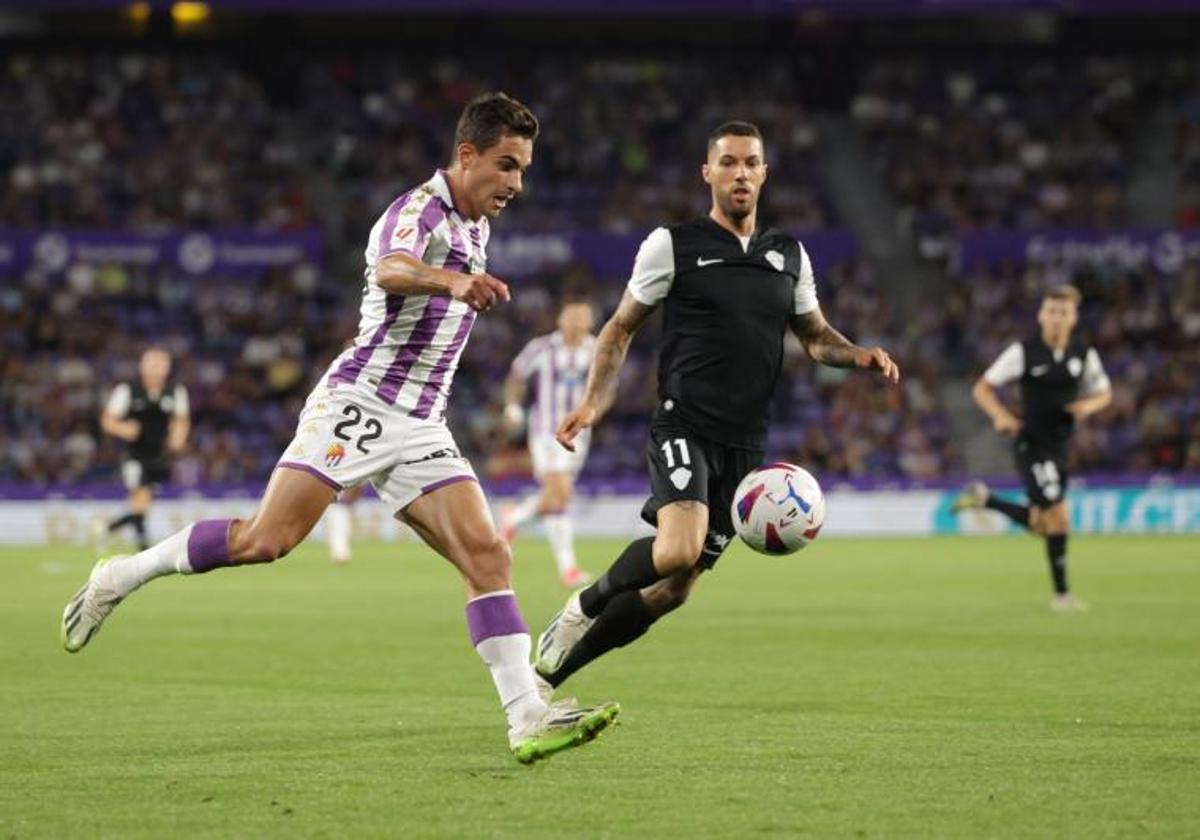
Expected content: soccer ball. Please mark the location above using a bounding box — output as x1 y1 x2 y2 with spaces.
730 462 825 555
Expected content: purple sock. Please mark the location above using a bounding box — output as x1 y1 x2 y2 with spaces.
466 591 528 645
186 519 235 574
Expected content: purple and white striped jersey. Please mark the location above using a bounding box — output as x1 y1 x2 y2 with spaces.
325 170 489 421
510 331 597 438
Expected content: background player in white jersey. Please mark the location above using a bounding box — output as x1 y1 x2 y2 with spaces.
60 93 619 764
500 298 597 587
325 484 365 565
94 348 189 552
951 285 1111 610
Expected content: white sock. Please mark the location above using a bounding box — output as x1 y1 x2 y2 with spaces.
508 494 541 530
543 514 577 576
475 633 545 733
103 525 193 597
328 503 352 563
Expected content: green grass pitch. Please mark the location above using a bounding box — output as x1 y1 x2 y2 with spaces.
2 535 1198 838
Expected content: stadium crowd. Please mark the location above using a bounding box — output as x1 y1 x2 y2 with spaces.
948 259 1200 474
853 57 1146 257
0 253 965 487
0 52 832 239
2 49 1196 490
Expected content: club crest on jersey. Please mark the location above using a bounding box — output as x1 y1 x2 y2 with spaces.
325 442 347 468
669 467 693 490
1067 357 1082 377
765 250 785 271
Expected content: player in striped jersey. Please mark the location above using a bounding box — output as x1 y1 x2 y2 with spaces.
60 93 619 764
500 299 597 587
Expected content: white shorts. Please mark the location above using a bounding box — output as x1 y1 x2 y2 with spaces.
529 432 589 479
277 384 477 513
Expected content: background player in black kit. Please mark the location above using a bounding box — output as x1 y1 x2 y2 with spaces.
97 347 190 551
951 285 1111 611
532 122 900 697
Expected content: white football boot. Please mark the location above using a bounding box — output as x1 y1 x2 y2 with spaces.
533 669 555 704
534 590 594 679
61 557 127 653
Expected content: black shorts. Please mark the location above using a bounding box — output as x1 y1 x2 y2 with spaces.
1014 439 1069 509
121 457 170 491
641 417 765 569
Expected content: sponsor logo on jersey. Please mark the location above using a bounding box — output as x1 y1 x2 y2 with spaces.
765 250 785 271
1067 357 1082 377
696 257 724 267
1030 364 1050 376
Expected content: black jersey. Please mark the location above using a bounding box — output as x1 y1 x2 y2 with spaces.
106 380 189 461
983 335 1109 452
1018 337 1093 449
627 217 818 448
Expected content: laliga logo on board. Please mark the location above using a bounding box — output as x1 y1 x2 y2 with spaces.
178 233 216 273
325 442 347 468
33 233 71 272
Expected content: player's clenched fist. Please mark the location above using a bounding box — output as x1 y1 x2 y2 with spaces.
450 273 511 312
555 403 597 452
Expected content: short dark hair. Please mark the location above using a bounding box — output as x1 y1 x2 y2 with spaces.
1044 285 1082 306
707 120 764 153
453 92 539 156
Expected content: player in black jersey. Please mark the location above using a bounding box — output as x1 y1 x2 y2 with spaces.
951 285 1111 610
532 121 900 696
97 348 190 551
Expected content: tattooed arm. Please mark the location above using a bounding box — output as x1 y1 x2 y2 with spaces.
789 307 901 382
556 291 657 451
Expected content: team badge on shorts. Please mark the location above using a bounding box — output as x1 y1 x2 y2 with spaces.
325 442 347 468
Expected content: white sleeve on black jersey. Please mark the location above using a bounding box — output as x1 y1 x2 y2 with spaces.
794 242 819 314
983 342 1024 386
626 227 674 306
173 384 190 417
1080 348 1111 396
105 383 131 417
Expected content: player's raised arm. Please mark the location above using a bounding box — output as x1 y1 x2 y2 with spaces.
376 251 510 312
789 306 900 383
556 291 656 451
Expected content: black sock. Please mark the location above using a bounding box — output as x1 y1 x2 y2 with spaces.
132 514 148 551
107 512 137 533
985 494 1031 530
1046 534 1068 595
548 591 657 688
579 537 659 619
